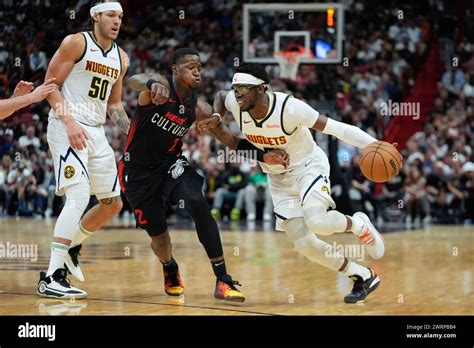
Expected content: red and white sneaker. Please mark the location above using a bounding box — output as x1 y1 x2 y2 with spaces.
353 212 385 260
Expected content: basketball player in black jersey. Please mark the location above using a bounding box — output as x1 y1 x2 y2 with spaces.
122 48 288 302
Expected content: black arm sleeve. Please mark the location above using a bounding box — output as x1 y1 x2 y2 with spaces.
236 139 265 162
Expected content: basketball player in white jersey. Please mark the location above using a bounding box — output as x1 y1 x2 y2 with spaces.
37 1 130 299
199 63 400 303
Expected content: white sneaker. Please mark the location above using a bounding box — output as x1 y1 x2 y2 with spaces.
353 212 385 260
64 244 85 282
246 212 256 221
37 269 87 299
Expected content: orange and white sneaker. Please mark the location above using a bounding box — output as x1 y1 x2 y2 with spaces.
214 274 245 303
163 267 184 296
353 212 385 260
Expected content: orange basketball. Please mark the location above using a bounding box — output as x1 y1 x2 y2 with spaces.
359 141 402 183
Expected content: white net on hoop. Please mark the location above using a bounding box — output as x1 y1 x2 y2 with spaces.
273 51 305 81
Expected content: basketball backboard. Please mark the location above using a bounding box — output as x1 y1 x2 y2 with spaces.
243 3 344 64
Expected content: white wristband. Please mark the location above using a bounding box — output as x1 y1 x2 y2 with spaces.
211 112 222 123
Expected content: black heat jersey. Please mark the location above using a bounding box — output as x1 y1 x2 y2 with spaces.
123 77 197 168
118 78 203 235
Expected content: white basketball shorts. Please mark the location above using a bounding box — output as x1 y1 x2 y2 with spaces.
268 153 336 231
47 118 120 200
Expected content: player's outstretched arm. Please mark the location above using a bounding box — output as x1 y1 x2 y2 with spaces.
127 73 170 105
195 100 289 168
282 97 378 149
127 73 167 91
313 114 377 149
107 49 130 134
0 79 57 120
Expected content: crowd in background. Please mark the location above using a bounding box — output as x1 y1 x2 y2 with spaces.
0 0 472 227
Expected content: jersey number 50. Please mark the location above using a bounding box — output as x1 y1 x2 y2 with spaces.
88 76 109 101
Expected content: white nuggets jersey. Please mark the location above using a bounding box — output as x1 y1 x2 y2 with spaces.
225 91 327 174
49 31 122 126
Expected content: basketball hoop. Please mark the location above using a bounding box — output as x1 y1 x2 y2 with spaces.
273 50 306 81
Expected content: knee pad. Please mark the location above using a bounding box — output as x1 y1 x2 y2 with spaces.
305 211 334 235
53 182 90 240
282 218 321 256
64 182 90 213
304 205 347 236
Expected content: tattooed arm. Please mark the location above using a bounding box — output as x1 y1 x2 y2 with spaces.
107 48 130 134
108 106 130 134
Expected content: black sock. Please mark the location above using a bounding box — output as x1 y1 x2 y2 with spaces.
211 259 227 279
161 257 178 272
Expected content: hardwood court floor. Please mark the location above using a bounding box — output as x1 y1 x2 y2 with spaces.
0 218 472 315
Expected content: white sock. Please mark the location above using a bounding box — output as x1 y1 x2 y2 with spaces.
71 221 94 247
350 215 367 237
341 260 371 280
46 242 69 277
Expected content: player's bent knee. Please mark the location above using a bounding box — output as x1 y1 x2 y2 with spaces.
99 196 123 214
110 198 123 214
305 212 335 236
184 193 208 213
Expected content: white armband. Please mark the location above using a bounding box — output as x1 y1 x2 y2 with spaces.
322 117 377 149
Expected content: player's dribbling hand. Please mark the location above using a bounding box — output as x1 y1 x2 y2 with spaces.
150 82 169 105
65 119 90 151
263 149 290 168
